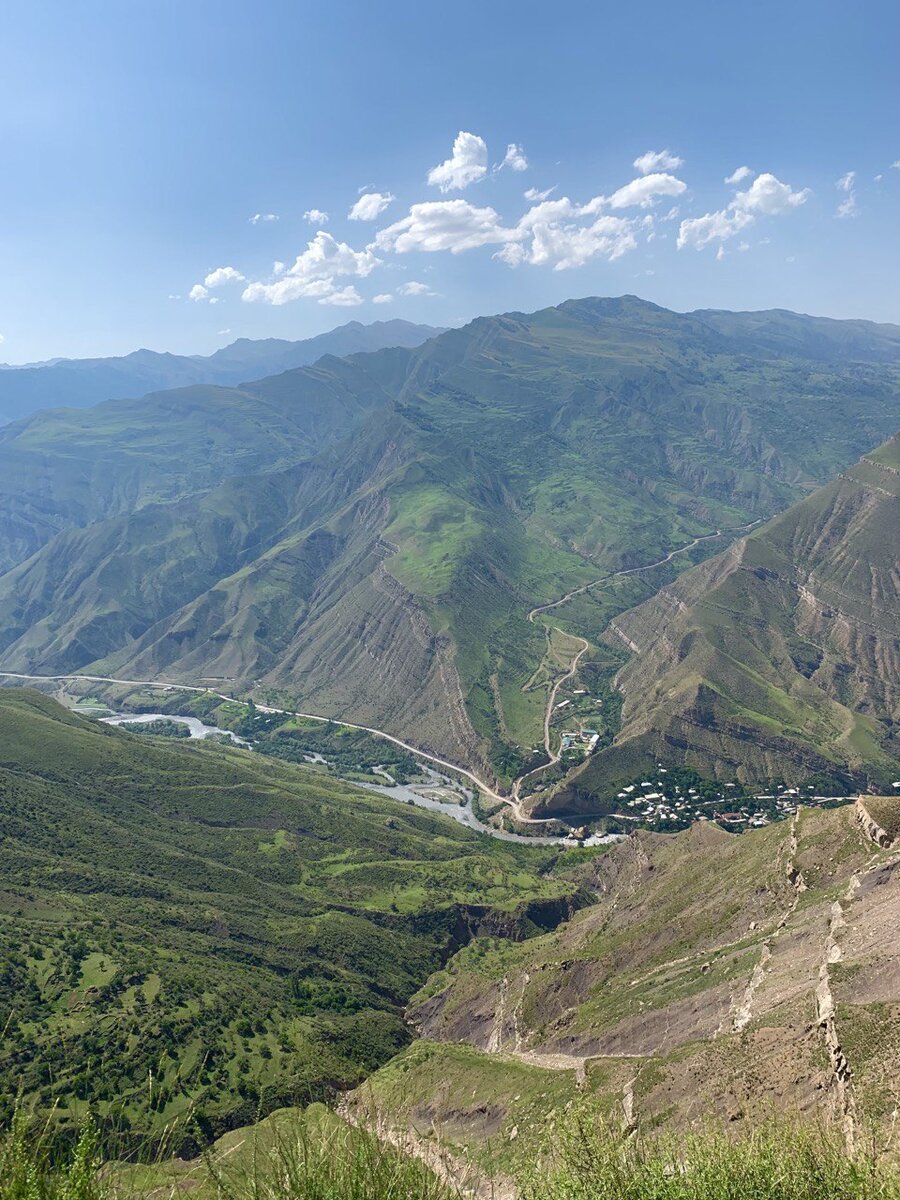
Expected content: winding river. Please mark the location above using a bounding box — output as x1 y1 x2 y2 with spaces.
100 711 606 847
100 712 249 745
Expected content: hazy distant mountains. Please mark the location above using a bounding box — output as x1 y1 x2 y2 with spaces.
0 318 443 424
0 297 897 794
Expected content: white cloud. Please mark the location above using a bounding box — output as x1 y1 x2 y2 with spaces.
731 173 810 216
0 333 5 345
349 191 395 221
217 328 231 336
204 266 245 288
378 183 648 272
427 131 488 192
494 243 527 266
724 166 752 185
524 185 556 202
677 208 753 249
320 286 364 306
524 214 637 269
398 280 435 296
249 212 278 224
189 283 210 301
738 241 750 252
503 198 638 269
835 171 858 219
499 143 528 172
633 149 683 175
372 293 393 304
303 208 329 224
892 160 900 170
606 172 687 210
241 231 378 306
374 200 515 254
678 172 809 250
516 197 582 228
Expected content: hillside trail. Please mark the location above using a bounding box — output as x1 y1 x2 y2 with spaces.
510 523 758 802
0 523 757 829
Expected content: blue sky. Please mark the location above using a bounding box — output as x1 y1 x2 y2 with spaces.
1 0 898 362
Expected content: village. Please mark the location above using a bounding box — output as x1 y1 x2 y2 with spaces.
580 766 860 835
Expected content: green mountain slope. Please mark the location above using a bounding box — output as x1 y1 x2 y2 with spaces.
544 435 900 811
0 349 410 572
0 318 442 425
0 688 577 1148
358 799 900 1162
1 297 898 783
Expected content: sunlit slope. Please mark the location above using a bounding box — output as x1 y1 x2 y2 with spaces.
1 298 898 779
363 802 900 1154
0 688 575 1146
551 435 900 806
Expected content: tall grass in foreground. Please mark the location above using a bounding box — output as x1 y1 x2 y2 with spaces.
5 1099 900 1200
0 1108 101 1200
519 1110 900 1200
199 1108 459 1200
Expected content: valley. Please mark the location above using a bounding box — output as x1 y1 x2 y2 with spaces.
0 688 589 1152
1 300 898 1197
1 298 898 813
6 5 900 1193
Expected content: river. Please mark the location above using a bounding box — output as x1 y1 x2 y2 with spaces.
100 712 249 745
101 712 615 848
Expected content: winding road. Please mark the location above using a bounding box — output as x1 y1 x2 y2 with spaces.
511 524 758 799
0 523 758 829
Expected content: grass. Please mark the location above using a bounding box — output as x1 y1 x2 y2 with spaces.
0 1108 102 1200
110 1105 458 1200
5 1098 900 1200
0 1103 458 1200
0 688 578 1150
519 1107 900 1200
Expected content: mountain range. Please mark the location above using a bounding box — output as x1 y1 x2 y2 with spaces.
0 318 443 425
540 435 900 811
0 296 897 801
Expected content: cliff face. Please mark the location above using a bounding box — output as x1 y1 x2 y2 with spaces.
856 796 900 849
546 437 900 808
396 804 900 1145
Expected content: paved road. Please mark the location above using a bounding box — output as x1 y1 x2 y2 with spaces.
1 523 759 827
511 523 759 800
0 669 553 826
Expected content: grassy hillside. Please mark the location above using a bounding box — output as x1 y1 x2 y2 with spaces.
546 434 900 811
11 1098 898 1200
1 297 899 785
359 801 900 1162
0 688 580 1152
